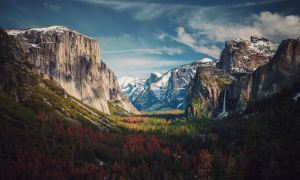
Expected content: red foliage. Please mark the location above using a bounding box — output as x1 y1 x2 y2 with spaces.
162 147 171 157
1 147 108 179
146 136 165 153
196 150 213 179
138 161 150 176
112 162 126 177
53 121 120 145
123 135 146 153
37 111 50 122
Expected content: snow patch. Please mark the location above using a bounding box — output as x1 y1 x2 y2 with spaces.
153 72 162 78
177 102 184 108
198 58 213 63
5 26 96 40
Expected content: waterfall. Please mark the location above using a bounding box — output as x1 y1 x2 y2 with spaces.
218 89 228 118
222 89 226 114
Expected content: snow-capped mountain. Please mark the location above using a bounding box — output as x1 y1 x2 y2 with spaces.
119 58 215 111
118 76 147 102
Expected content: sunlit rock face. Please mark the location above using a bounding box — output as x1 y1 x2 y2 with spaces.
5 26 139 114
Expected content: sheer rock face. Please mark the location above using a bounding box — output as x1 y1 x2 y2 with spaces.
230 38 300 108
186 37 300 117
5 26 139 114
217 36 278 74
0 29 38 101
185 66 233 117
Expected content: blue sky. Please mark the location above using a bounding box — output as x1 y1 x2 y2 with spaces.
1 0 300 77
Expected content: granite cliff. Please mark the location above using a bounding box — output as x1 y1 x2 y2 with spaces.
5 26 138 114
186 36 300 117
227 38 300 111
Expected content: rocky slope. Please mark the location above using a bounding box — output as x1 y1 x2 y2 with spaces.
186 36 300 117
120 58 215 111
5 26 138 114
0 29 113 130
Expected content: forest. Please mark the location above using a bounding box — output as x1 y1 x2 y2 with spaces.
1 83 299 179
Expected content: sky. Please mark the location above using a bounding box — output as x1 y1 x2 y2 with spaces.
1 0 300 77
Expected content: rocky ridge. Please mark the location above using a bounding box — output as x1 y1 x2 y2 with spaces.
186 36 300 117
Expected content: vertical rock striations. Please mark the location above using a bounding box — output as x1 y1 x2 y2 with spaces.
5 26 138 114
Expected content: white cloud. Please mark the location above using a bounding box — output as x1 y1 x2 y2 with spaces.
72 1 299 65
75 1 298 44
102 56 184 77
254 11 300 41
157 33 166 40
102 47 184 55
188 11 300 42
76 1 299 57
159 27 222 58
76 0 287 21
78 0 186 21
43 3 61 12
177 27 195 45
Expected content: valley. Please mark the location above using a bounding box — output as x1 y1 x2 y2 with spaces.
1 83 299 179
0 25 299 180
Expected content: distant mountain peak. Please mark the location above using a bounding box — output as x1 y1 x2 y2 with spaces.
197 57 214 63
118 76 144 89
151 72 162 78
120 59 214 111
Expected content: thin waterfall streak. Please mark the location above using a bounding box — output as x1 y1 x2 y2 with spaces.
218 89 228 119
222 89 226 114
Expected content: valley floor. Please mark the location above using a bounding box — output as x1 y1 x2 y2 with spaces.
1 86 300 179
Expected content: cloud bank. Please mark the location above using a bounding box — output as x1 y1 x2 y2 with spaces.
189 11 300 42
80 0 299 58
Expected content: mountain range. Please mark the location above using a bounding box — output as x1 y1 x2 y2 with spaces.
119 58 215 111
1 26 299 118
119 36 284 114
